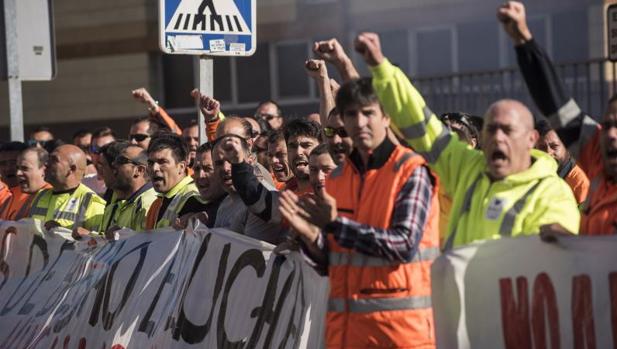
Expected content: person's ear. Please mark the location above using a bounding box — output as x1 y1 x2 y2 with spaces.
529 130 539 149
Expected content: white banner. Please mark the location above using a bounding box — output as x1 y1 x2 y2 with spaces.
431 235 617 349
0 219 328 348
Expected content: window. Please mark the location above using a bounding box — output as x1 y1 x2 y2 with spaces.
275 41 311 99
458 21 500 72
416 28 454 76
235 43 271 104
378 29 410 74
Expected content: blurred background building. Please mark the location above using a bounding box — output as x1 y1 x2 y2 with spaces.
0 0 609 140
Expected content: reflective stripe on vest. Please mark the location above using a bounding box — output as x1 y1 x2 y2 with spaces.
418 126 452 163
443 173 482 251
498 179 545 236
160 191 194 225
399 106 434 139
328 295 432 313
14 194 35 220
72 193 93 230
29 189 51 218
581 175 601 213
329 247 440 267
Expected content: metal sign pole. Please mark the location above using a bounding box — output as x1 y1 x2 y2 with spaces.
195 55 213 145
4 0 24 141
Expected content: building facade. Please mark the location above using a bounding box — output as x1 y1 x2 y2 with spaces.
0 0 607 140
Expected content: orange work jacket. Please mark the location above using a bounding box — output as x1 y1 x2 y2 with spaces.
579 127 617 234
1 184 52 221
0 182 12 217
324 144 439 349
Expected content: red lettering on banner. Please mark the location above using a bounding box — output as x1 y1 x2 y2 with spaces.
78 337 87 349
500 277 532 349
63 335 70 349
572 274 597 349
111 344 126 349
531 273 560 349
610 272 617 348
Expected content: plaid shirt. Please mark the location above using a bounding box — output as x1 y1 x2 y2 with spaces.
305 165 433 271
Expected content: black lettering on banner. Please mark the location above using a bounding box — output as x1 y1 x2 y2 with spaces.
247 255 296 348
171 234 231 343
217 248 267 349
88 241 151 330
0 239 71 316
280 262 307 349
140 232 192 338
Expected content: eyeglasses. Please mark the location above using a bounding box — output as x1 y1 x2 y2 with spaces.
323 127 348 138
90 145 101 154
129 133 150 142
601 120 617 130
256 113 281 121
26 139 52 148
113 155 144 167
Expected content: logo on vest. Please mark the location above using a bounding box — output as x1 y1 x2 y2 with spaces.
66 198 79 213
486 197 506 220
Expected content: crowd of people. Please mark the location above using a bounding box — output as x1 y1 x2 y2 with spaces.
0 2 616 348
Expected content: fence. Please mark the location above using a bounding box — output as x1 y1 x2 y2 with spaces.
413 59 617 120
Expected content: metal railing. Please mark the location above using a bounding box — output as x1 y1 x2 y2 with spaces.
413 59 617 120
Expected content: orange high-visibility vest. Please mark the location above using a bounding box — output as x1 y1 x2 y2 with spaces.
325 144 440 349
578 128 617 234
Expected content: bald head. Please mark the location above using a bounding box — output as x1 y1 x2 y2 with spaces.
56 145 87 174
485 99 534 131
482 99 539 181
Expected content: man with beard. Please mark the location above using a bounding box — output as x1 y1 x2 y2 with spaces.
354 31 579 248
29 145 106 231
144 134 199 229
534 120 589 205
226 119 321 231
1 147 52 220
323 108 353 165
499 1 616 234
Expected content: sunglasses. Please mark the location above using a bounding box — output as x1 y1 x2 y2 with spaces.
129 133 150 142
323 127 348 138
26 139 52 148
601 120 617 130
113 155 144 167
256 113 281 121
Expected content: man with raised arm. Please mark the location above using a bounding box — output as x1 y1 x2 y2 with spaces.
499 1 617 234
353 32 580 248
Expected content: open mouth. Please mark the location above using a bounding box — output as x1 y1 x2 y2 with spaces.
491 150 507 162
607 149 617 159
294 160 309 170
272 164 286 174
152 176 164 184
332 144 347 154
222 174 233 185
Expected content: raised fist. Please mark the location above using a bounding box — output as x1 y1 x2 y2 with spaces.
132 88 158 110
304 59 328 80
353 32 384 67
191 89 220 122
313 39 349 67
497 1 532 45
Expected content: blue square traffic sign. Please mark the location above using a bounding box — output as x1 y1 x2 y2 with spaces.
159 0 256 56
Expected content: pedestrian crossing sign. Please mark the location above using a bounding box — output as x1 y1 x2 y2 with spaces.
159 0 256 56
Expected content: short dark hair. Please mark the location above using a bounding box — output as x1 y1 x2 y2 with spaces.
440 112 481 148
92 127 117 140
21 147 49 168
535 119 553 137
196 142 213 155
0 141 28 153
283 119 322 143
256 100 282 116
72 129 91 140
310 143 330 157
266 129 285 146
147 133 188 163
31 126 53 138
131 116 161 136
335 78 380 115
101 141 129 166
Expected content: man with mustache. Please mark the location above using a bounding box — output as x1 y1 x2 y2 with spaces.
500 1 617 234
266 130 293 189
307 144 337 194
355 32 579 249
